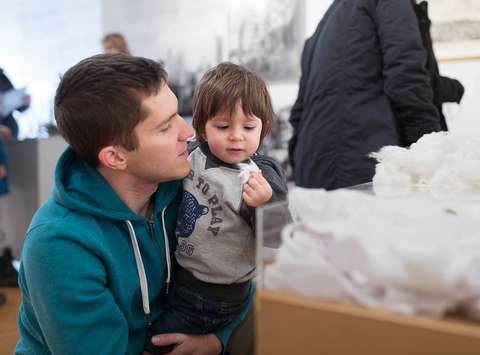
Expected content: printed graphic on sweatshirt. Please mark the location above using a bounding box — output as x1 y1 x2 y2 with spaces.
176 190 209 238
177 168 227 258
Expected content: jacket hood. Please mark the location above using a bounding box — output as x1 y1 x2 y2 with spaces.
52 147 180 221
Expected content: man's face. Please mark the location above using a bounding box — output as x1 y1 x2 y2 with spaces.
125 85 194 184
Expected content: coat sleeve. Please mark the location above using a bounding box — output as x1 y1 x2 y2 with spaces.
375 0 441 144
434 76 465 104
19 224 130 354
288 37 313 169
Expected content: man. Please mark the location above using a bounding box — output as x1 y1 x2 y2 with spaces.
15 54 252 354
288 0 441 189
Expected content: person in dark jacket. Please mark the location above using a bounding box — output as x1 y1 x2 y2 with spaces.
413 0 464 131
289 0 441 189
0 135 8 195
0 68 30 139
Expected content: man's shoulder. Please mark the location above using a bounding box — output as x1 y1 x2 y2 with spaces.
26 197 102 243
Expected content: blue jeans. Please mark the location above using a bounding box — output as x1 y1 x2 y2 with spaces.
145 281 248 354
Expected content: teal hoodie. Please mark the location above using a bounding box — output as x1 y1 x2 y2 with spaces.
15 147 251 355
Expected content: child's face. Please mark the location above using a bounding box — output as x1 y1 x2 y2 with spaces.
203 102 262 164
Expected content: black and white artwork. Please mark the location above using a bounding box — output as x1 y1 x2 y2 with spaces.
227 0 305 82
429 0 480 56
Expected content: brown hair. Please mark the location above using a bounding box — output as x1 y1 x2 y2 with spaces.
102 33 130 55
192 62 273 143
54 53 167 166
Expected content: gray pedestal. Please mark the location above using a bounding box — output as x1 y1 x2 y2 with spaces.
1 136 66 258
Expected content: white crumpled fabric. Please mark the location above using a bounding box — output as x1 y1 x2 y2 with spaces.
238 161 260 184
264 187 480 319
371 131 480 201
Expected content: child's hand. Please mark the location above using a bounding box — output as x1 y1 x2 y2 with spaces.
243 171 272 207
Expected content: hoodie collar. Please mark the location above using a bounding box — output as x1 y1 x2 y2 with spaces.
53 147 181 221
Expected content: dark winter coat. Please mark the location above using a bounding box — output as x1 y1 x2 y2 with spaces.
413 1 464 131
288 0 441 189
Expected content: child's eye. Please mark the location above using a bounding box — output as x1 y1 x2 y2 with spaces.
217 125 228 130
245 126 256 130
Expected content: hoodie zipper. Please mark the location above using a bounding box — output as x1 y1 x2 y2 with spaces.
147 206 171 294
147 219 161 251
125 199 174 327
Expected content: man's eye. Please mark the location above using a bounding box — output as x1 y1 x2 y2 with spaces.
160 124 171 132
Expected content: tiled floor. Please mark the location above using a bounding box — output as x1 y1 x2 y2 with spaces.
0 287 20 354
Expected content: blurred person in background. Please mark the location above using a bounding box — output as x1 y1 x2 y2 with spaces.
102 33 131 55
0 92 19 290
288 0 441 190
0 67 31 140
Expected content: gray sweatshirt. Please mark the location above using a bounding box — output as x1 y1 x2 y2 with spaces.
175 143 288 284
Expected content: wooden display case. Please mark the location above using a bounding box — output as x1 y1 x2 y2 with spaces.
256 290 480 355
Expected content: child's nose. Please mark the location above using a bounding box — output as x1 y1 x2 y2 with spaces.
229 130 243 141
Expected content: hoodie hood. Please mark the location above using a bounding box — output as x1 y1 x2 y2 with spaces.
52 147 180 221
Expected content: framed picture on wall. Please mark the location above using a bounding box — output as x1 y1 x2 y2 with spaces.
430 0 480 60
227 0 305 82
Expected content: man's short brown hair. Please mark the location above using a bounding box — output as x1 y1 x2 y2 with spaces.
192 62 273 143
55 54 167 165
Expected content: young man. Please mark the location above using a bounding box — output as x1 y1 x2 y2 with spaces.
15 54 252 355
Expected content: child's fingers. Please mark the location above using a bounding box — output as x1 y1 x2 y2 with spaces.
243 191 254 205
246 176 262 190
251 171 270 187
243 184 257 198
244 183 261 200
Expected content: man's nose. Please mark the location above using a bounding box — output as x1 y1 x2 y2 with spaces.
179 116 194 140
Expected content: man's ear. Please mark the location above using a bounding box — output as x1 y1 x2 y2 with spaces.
98 145 128 171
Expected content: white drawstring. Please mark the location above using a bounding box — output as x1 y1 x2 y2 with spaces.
125 220 150 316
125 205 172 319
160 206 172 294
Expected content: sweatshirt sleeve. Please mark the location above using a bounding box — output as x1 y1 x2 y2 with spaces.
239 154 289 230
375 0 441 144
19 224 130 355
253 154 288 204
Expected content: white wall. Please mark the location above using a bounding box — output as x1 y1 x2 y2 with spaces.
0 0 103 138
440 60 480 132
102 0 228 73
1 0 478 136
101 0 479 122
